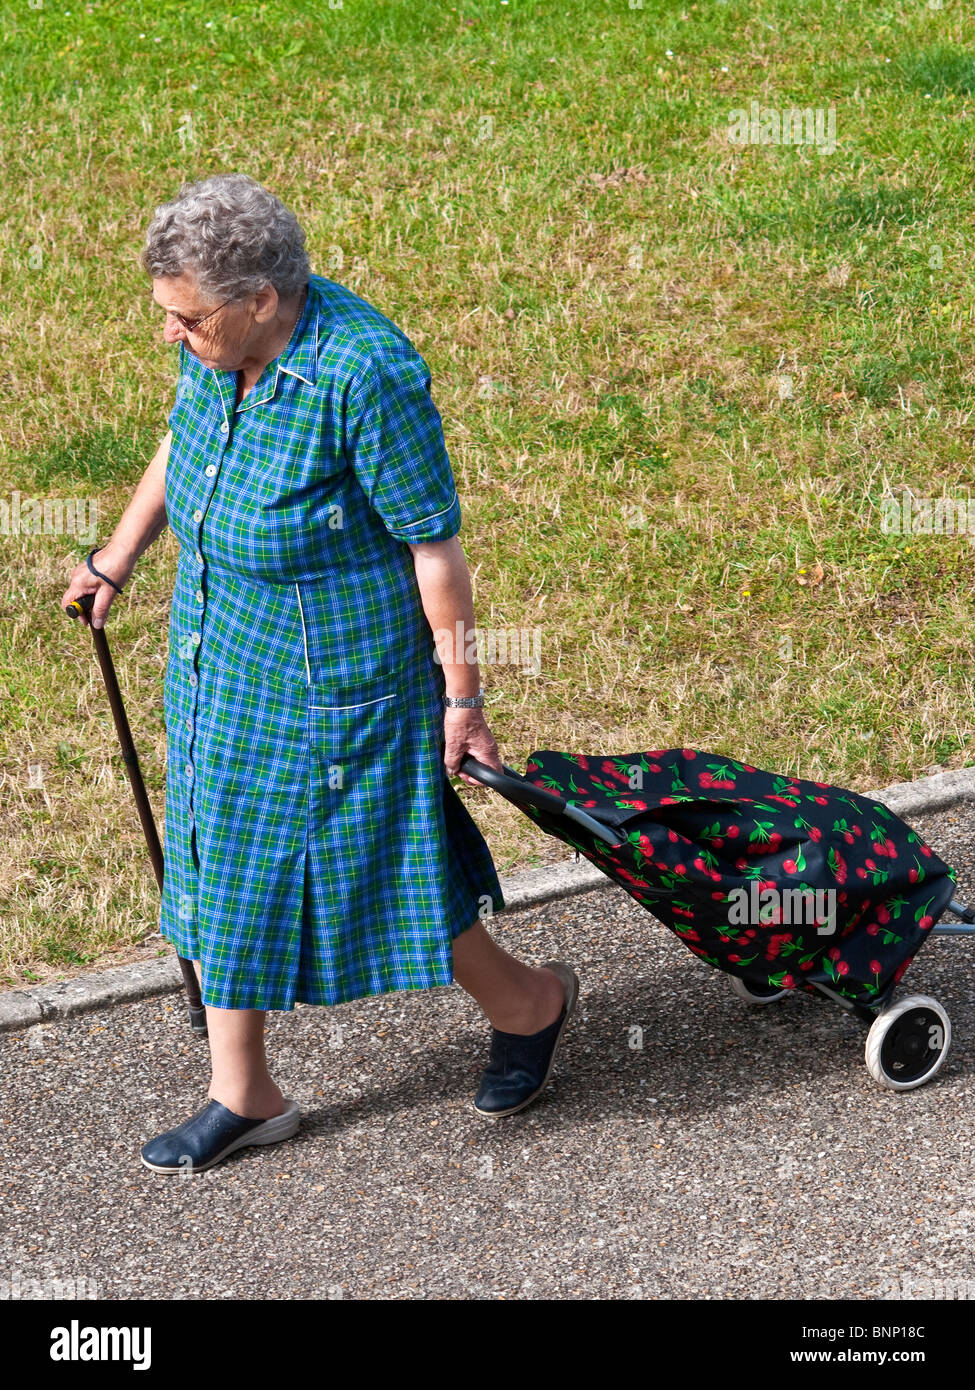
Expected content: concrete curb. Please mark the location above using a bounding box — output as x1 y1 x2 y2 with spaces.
865 765 975 818
3 767 973 1033
0 958 186 1034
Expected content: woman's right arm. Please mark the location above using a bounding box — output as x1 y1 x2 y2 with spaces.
60 429 172 628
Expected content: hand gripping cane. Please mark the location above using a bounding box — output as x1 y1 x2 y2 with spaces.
65 591 208 1036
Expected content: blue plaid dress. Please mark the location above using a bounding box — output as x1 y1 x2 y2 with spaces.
159 273 505 1011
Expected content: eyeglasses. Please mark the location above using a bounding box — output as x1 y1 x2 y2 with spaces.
152 293 234 334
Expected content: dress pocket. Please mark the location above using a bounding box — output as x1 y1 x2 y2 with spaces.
307 682 399 762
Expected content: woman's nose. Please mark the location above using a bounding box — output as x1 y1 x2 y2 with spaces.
163 316 186 346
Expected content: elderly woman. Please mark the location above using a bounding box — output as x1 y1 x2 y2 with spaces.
61 173 578 1173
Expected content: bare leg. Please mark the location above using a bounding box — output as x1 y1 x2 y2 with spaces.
186 959 284 1119
452 919 566 1034
204 1004 286 1120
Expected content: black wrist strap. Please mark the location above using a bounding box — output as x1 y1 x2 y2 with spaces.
86 548 124 595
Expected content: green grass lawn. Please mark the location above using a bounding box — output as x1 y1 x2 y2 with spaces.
1 0 974 987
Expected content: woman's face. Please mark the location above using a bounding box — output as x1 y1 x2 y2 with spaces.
152 272 255 370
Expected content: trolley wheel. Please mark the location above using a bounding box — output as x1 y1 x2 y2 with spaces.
864 994 951 1091
729 975 789 1006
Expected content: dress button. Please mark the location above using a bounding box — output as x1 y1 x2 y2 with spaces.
193 509 203 522
188 673 198 687
205 465 217 477
195 550 203 563
220 422 229 434
191 632 201 645
185 718 193 732
184 763 193 778
195 589 204 603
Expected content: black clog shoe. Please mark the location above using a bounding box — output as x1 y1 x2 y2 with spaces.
473 961 579 1118
140 1097 300 1174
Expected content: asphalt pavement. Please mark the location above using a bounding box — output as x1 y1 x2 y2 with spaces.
3 800 975 1301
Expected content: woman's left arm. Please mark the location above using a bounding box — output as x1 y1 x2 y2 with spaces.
408 535 504 785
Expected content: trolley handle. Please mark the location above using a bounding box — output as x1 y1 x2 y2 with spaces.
459 755 567 814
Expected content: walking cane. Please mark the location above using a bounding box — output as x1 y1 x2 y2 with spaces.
64 591 208 1037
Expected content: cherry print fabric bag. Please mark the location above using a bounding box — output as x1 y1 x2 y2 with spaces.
521 748 958 1012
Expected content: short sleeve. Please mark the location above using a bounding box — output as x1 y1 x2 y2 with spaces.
344 352 462 544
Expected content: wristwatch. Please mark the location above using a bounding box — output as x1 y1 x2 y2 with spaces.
443 686 485 708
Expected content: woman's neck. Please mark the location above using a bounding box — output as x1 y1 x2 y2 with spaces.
238 285 307 388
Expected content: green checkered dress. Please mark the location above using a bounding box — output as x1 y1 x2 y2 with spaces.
159 273 504 1010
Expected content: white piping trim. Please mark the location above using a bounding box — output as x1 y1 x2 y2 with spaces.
309 694 395 711
294 583 311 684
402 488 458 527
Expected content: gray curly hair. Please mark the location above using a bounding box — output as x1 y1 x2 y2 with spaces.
140 172 310 302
